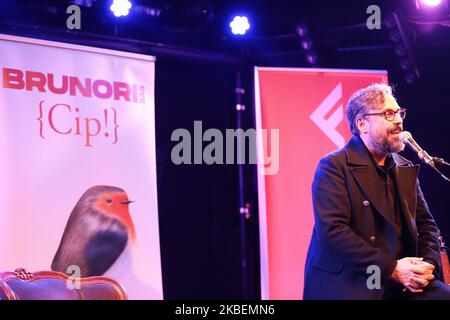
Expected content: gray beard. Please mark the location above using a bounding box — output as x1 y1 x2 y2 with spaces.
372 134 405 155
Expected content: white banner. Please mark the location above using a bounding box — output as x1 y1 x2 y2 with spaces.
0 34 162 299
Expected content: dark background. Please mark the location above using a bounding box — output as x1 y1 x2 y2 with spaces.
0 0 449 299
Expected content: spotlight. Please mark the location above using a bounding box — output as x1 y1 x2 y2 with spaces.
404 72 417 84
420 0 442 7
300 40 313 50
141 6 162 17
110 0 132 17
414 0 449 19
296 23 319 66
230 16 250 35
296 25 308 37
306 53 318 65
389 30 402 42
400 58 412 71
394 44 407 57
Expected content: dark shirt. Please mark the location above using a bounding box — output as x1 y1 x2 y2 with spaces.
374 155 402 236
369 153 415 262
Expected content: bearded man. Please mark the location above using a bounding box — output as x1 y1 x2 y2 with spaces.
303 83 450 300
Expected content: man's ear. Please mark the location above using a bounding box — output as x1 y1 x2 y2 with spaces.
356 117 368 134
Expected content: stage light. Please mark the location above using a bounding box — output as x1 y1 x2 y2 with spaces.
146 8 161 17
296 25 308 37
230 16 250 35
388 30 402 43
296 23 319 66
420 0 442 7
400 59 412 71
414 0 449 22
384 15 396 29
306 53 318 65
110 0 132 17
301 40 313 50
404 72 417 84
394 44 407 57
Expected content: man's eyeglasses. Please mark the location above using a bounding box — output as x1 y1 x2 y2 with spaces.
362 108 407 122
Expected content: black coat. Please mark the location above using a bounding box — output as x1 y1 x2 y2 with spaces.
303 136 441 300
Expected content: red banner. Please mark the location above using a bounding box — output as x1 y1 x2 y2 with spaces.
255 67 388 299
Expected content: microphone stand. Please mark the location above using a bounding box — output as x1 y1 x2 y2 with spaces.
433 157 450 167
429 157 450 182
432 166 450 182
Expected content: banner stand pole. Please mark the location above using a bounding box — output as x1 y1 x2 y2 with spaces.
235 69 250 299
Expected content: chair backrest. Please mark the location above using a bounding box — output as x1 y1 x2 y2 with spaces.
0 268 127 300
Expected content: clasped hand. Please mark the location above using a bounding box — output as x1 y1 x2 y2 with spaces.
391 257 435 293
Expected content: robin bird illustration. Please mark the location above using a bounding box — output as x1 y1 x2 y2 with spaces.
51 185 136 277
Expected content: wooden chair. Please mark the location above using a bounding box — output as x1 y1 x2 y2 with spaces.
0 268 127 300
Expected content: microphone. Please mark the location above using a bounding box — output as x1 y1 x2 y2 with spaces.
400 131 435 168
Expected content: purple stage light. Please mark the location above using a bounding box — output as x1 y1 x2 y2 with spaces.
296 25 308 37
306 53 318 65
394 44 407 57
420 0 442 7
301 40 312 50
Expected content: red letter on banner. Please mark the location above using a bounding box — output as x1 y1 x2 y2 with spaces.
3 68 25 89
26 71 46 92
